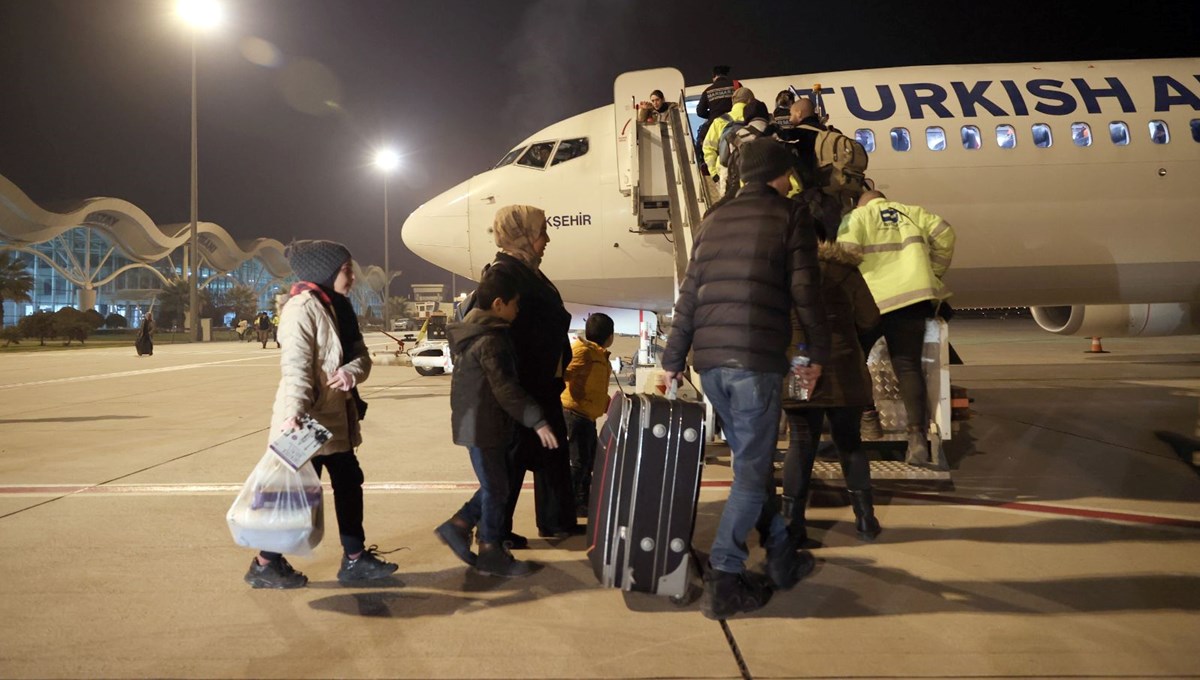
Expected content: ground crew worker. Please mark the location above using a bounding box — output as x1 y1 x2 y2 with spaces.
772 90 796 129
837 190 956 467
694 66 739 173
702 87 755 191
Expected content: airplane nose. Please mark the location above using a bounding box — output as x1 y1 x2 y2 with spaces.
401 179 471 279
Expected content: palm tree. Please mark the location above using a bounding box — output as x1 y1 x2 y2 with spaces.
0 252 34 327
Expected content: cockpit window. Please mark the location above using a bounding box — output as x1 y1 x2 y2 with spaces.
494 146 525 169
551 138 589 165
516 142 555 169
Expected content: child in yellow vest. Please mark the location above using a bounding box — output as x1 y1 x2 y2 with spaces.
561 313 614 517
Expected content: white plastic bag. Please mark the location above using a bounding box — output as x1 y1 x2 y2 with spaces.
226 451 324 555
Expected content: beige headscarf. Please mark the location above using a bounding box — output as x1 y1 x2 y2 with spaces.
493 204 547 270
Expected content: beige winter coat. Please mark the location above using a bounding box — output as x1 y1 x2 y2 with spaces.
270 290 371 456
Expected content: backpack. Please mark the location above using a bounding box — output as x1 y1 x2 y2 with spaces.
716 115 749 168
720 121 765 170
798 125 869 213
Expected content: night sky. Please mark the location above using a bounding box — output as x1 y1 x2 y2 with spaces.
1 0 1196 292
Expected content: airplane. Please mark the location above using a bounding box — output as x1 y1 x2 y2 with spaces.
401 58 1200 338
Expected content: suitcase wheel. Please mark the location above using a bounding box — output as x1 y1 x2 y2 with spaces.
669 582 703 607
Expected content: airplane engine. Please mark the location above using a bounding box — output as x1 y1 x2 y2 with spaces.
1030 304 1200 337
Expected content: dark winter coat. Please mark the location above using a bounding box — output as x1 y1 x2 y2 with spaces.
696 75 737 120
662 183 832 375
785 242 880 409
448 308 547 448
486 252 573 406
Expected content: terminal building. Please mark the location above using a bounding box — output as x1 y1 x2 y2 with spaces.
0 174 383 329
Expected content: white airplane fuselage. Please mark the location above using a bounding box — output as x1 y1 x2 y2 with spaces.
402 59 1200 332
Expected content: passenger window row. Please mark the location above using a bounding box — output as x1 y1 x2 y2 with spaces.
494 137 590 169
854 120 1199 152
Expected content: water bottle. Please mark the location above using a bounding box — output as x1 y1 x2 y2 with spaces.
789 343 811 401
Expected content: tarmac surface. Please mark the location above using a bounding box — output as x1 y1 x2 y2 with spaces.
1 317 1198 679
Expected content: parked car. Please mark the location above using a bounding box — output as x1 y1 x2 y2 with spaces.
410 340 453 376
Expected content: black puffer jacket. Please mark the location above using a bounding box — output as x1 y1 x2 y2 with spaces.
486 252 573 405
784 242 880 409
663 183 831 374
447 309 546 447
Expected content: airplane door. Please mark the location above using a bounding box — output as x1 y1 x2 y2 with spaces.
614 68 685 197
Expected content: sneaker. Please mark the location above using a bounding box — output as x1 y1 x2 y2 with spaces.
765 548 816 591
337 546 399 584
435 518 477 566
244 556 308 589
702 570 773 620
860 409 883 440
476 543 534 578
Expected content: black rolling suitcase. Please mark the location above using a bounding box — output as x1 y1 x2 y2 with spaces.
586 389 706 600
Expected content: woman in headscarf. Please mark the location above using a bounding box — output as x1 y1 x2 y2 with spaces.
485 205 578 546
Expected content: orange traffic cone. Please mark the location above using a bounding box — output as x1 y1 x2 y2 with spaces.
1086 336 1109 354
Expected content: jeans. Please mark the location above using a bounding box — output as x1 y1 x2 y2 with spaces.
860 301 932 432
565 410 598 512
701 368 789 574
458 445 510 545
261 449 365 560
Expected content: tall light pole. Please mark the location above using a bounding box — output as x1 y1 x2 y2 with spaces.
177 0 221 341
373 148 399 331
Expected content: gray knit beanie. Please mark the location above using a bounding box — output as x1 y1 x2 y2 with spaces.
285 239 352 287
739 138 794 184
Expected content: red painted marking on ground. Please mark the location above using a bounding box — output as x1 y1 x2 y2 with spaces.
4 481 1196 530
884 490 1200 530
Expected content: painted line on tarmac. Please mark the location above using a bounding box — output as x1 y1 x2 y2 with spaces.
883 489 1200 529
2 480 1196 530
0 356 264 390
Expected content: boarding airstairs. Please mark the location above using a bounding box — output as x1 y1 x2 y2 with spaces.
613 69 961 480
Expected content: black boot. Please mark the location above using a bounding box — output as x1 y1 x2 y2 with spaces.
848 489 882 541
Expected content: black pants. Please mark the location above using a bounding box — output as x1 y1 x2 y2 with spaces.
565 410 598 513
780 407 872 542
860 301 933 432
261 450 365 560
694 118 713 172
504 402 576 535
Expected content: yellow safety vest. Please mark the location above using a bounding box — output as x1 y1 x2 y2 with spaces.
836 198 956 314
702 101 747 171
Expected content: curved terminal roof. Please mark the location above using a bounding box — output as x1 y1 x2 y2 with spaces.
0 173 292 278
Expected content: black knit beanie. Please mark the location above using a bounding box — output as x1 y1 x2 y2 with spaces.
739 138 794 184
285 240 352 287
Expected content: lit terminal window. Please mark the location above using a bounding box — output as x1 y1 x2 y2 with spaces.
926 126 946 151
890 127 911 152
1070 122 1093 147
1109 121 1130 146
996 124 1017 149
1032 123 1053 148
855 129 876 152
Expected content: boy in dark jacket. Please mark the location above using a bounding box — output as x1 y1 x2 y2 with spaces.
435 269 559 578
